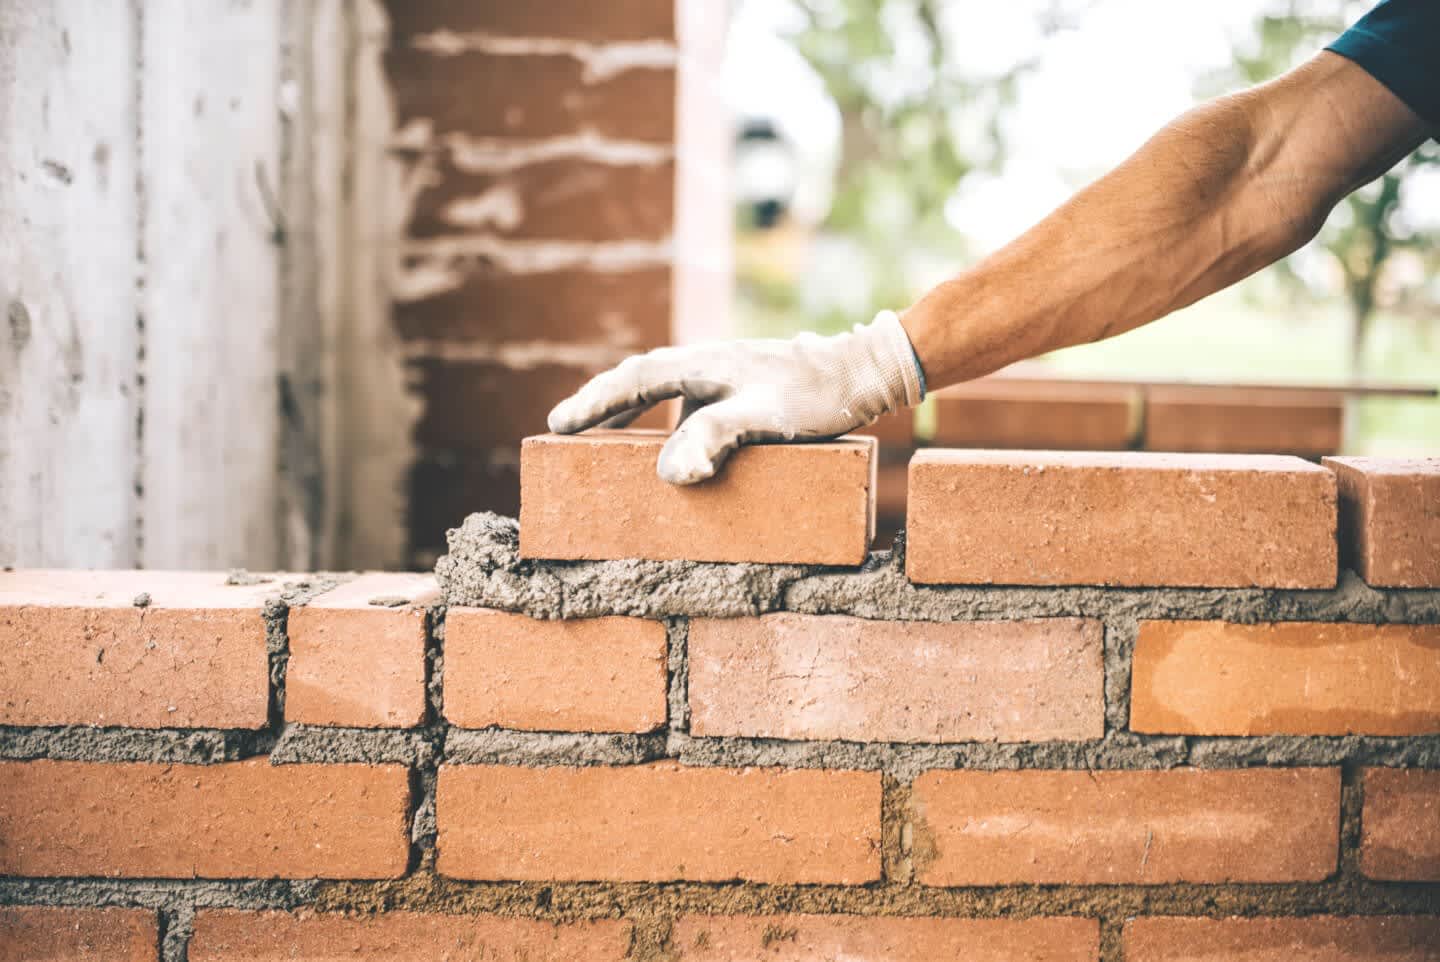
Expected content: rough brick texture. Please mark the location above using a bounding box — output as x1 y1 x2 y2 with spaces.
669 915 1100 962
286 573 436 728
387 1 676 43
190 911 632 962
910 768 1339 885
0 759 410 878
519 431 876 564
0 570 272 728
444 608 667 733
906 451 1337 587
932 379 1140 450
1124 916 1440 961
1362 768 1440 881
0 907 158 962
1325 456 1440 588
1145 386 1343 456
436 763 881 883
688 614 1103 743
1131 621 1440 736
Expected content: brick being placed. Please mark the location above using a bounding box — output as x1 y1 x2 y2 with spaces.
518 430 877 564
906 450 1337 587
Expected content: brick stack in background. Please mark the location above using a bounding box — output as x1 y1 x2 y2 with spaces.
387 0 732 565
2 449 1438 962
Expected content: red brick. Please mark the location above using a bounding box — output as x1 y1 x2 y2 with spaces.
414 361 596 449
1362 768 1440 881
670 915 1099 962
0 907 157 962
191 910 631 962
436 762 881 883
389 50 675 142
0 759 410 878
410 157 675 242
932 380 1140 449
444 608 667 733
519 431 876 565
387 0 676 43
1146 386 1343 456
394 266 672 347
286 573 437 728
0 570 273 728
906 451 1337 587
1124 916 1440 961
689 614 1103 743
910 768 1339 885
1325 457 1440 587
1131 621 1440 736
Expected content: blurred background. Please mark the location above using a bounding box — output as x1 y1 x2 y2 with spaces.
1 0 1435 571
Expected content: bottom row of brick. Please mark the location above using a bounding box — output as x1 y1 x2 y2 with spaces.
6 907 1439 961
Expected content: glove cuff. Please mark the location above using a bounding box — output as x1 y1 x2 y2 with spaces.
870 309 926 408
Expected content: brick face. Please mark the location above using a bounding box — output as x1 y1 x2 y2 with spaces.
0 759 410 879
1123 916 1440 961
386 0 676 43
669 916 1100 962
519 431 876 565
1362 768 1440 881
436 763 881 883
0 907 158 962
410 157 675 242
1130 621 1440 736
906 451 1337 588
190 911 632 962
444 608 667 733
932 380 1139 450
0 570 272 728
1145 386 1343 456
388 50 676 142
910 768 1339 885
688 614 1103 743
286 573 437 728
394 265 673 348
1325 457 1440 588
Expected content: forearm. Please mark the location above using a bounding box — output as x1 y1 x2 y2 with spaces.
901 52 1430 388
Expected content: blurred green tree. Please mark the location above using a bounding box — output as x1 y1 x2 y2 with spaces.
761 0 1070 328
1202 0 1439 370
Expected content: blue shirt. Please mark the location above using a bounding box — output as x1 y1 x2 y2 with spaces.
1327 0 1440 127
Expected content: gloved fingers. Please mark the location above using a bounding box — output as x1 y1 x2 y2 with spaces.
656 397 756 485
547 348 693 434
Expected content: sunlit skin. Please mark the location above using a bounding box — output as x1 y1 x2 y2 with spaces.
900 52 1434 389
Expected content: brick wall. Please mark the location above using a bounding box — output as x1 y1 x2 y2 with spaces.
385 0 732 566
2 446 1437 962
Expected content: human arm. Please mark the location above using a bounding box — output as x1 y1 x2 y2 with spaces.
550 50 1433 483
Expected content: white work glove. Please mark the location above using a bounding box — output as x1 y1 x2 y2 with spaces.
547 310 926 484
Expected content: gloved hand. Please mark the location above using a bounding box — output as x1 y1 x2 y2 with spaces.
547 309 926 484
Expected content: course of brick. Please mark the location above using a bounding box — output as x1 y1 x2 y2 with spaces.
2 448 1437 962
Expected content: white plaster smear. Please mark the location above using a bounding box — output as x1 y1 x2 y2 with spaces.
411 31 677 83
393 120 673 172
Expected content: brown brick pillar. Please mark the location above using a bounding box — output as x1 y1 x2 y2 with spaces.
385 1 733 565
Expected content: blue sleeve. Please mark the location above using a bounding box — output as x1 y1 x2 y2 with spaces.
1326 0 1440 127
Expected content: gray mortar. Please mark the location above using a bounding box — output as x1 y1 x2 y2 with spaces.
435 514 808 618
444 729 669 767
437 513 1440 623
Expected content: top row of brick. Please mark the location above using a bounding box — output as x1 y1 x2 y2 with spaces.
517 432 1439 589
387 0 679 44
